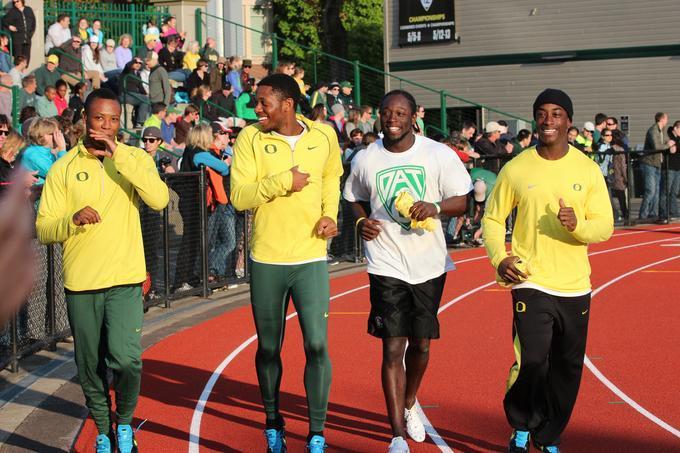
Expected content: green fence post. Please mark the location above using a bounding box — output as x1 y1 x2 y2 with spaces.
271 33 278 72
440 90 447 135
11 86 19 130
353 60 361 107
131 3 138 51
195 8 202 45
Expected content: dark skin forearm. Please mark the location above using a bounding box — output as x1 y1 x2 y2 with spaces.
439 194 467 217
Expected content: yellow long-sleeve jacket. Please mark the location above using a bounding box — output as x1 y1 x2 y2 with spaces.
230 115 343 264
36 141 169 291
482 146 614 294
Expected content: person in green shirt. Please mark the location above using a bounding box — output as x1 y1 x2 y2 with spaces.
142 102 166 129
235 80 257 122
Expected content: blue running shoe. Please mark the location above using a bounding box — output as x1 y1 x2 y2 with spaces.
306 434 327 452
95 433 112 453
534 443 560 453
116 424 138 453
508 430 530 453
264 428 286 453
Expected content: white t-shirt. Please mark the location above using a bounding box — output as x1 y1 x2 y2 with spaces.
343 135 472 284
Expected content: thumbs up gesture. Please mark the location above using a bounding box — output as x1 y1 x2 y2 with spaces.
557 198 577 232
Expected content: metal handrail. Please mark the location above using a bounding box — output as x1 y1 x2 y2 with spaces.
120 72 152 127
0 81 19 129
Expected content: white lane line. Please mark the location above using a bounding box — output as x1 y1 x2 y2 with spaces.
585 255 680 439
188 231 679 451
188 284 369 453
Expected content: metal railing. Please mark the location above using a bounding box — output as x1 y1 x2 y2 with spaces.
0 80 20 129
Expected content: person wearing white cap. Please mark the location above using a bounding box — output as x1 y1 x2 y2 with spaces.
100 39 119 74
474 120 507 173
575 121 594 152
82 35 108 89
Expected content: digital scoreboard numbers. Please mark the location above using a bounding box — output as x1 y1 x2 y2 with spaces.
398 0 456 47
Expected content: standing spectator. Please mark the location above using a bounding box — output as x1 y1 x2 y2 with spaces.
36 90 169 453
274 59 295 75
45 14 71 54
235 81 258 123
1 0 35 63
310 81 329 110
338 81 354 109
210 81 240 124
209 57 227 92
227 56 243 97
200 37 220 68
460 120 477 142
86 19 104 46
659 120 680 220
0 75 12 118
174 104 199 146
610 129 629 223
185 59 210 95
414 105 425 135
36 86 58 117
567 126 585 151
596 128 614 180
309 104 330 125
100 40 119 75
0 35 11 74
53 80 68 115
69 82 87 123
58 37 86 87
143 102 166 129
575 121 594 152
76 18 89 42
593 112 607 144
147 52 172 106
21 117 67 184
344 108 360 140
120 58 150 126
32 55 61 96
357 105 374 134
136 34 158 60
9 55 27 86
240 59 252 87
82 36 108 89
182 41 201 71
640 112 674 220
18 74 37 110
327 82 341 107
158 36 187 83
475 121 507 173
115 34 133 70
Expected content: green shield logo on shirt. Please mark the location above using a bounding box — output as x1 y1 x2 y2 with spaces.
376 165 426 230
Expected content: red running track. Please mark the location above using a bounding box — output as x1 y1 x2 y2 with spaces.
74 225 680 452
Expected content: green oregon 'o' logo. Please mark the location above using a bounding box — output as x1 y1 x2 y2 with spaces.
264 144 277 154
76 171 89 182
573 183 582 191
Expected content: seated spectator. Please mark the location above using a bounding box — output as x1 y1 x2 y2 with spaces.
119 58 150 126
190 85 213 118
161 105 182 147
209 83 244 127
82 36 108 88
474 121 507 173
158 36 187 83
183 41 201 71
0 35 12 74
448 131 480 161
58 37 86 87
293 66 307 96
0 75 12 118
18 106 37 137
0 130 26 195
357 105 375 134
86 18 104 46
226 56 243 97
53 80 68 115
510 129 532 155
327 81 341 106
338 81 354 110
344 108 360 140
162 16 185 48
142 126 175 173
18 74 38 110
185 59 210 95
240 59 252 87
0 115 11 145
9 55 27 86
343 128 364 163
45 13 71 54
68 82 87 123
55 111 77 149
309 103 330 125
147 52 172 105
76 17 89 42
101 39 120 75
36 85 58 117
328 103 346 144
21 117 67 185
310 82 329 111
115 34 133 70
32 54 61 96
200 37 219 68
175 104 199 146
209 56 227 92
143 102 166 129
235 80 257 122
143 18 160 37
137 34 158 60
274 59 295 76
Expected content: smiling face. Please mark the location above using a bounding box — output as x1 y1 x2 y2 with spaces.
254 85 294 133
534 103 571 148
380 93 416 143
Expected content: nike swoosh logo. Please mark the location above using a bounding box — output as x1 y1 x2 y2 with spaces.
582 309 589 315
135 328 141 332
308 146 319 150
324 312 329 318
528 184 537 189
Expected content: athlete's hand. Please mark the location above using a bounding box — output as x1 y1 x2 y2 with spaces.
87 129 118 158
316 216 338 239
290 166 310 192
409 201 438 221
497 256 528 284
358 218 382 241
558 198 577 232
72 206 101 226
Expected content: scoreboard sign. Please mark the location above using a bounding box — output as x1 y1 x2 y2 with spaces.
398 0 456 46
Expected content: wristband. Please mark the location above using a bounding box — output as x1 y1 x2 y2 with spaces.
433 202 441 214
355 216 366 228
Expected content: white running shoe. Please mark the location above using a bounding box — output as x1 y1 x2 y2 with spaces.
388 436 410 453
404 405 426 442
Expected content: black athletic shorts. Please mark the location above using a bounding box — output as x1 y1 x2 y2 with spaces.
367 273 447 339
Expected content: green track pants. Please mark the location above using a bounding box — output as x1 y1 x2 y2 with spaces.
66 285 143 435
250 260 331 433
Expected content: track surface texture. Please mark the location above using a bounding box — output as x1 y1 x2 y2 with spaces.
74 225 680 452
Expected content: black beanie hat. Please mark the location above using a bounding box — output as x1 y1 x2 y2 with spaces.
533 88 573 120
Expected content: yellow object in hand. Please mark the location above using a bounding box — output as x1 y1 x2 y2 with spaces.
394 191 437 232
